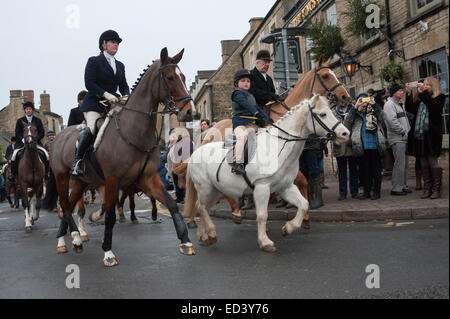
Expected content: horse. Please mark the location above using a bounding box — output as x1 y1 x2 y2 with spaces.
117 183 158 224
183 57 351 226
42 47 196 266
17 122 46 232
3 164 21 209
185 95 349 252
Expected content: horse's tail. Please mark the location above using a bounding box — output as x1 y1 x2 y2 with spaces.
182 166 198 221
42 170 58 211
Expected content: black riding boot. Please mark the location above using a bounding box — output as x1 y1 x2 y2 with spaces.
8 161 16 182
70 128 93 176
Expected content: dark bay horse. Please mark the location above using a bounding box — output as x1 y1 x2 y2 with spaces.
3 164 20 209
43 48 196 266
18 122 45 232
184 57 351 226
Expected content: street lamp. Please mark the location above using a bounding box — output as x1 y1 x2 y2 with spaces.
342 52 373 78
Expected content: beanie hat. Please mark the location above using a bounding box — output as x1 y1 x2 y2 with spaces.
389 83 403 96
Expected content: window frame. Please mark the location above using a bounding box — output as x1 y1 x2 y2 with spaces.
408 0 443 19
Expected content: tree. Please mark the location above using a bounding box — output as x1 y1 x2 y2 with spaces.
305 19 346 62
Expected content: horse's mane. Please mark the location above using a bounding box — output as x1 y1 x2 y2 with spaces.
131 56 179 93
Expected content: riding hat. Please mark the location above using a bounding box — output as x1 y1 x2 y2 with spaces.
23 101 35 110
256 50 272 61
47 130 56 137
99 30 122 50
234 69 252 84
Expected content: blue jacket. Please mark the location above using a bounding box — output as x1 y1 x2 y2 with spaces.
79 53 130 113
231 89 268 129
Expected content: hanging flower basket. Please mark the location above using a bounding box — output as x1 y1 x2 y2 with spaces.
379 61 405 86
305 19 346 61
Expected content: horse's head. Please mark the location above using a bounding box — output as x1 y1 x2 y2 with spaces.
303 95 349 144
157 47 196 122
22 121 38 148
309 57 351 108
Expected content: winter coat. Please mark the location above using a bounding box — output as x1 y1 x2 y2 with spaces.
344 103 386 157
231 89 268 129
332 104 354 157
249 67 278 107
79 53 129 113
383 97 410 146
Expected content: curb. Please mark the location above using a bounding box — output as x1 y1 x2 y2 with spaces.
204 205 449 222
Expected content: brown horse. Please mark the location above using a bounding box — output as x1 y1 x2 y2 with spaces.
17 122 46 232
117 183 158 224
3 164 21 209
43 48 196 266
183 57 351 226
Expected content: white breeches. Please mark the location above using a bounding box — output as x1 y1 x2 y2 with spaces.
84 111 102 135
11 146 49 161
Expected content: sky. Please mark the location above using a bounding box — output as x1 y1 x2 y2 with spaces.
0 0 276 125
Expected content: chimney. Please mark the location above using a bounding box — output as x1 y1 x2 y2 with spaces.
249 17 264 32
40 90 50 112
10 90 22 100
220 40 240 63
23 90 34 104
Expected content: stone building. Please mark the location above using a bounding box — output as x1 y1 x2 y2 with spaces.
0 89 63 146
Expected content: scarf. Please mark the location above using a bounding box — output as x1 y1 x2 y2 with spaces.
414 102 429 140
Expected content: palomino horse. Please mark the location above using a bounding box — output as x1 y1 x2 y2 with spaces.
18 122 46 232
184 57 351 226
43 48 196 266
186 95 349 252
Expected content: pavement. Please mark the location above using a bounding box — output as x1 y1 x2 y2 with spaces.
181 175 449 222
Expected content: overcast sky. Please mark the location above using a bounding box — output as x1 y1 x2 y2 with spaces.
0 0 275 125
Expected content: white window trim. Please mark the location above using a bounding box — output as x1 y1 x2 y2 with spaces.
410 0 441 18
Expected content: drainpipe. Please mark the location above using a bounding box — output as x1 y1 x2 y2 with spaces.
385 0 394 60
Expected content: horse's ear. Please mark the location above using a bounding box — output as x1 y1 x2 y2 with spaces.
324 57 332 66
317 55 325 67
173 48 184 64
21 120 27 126
160 47 169 65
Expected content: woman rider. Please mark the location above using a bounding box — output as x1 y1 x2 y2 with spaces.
70 29 130 175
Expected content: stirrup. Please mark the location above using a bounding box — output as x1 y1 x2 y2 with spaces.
233 163 246 175
70 160 84 176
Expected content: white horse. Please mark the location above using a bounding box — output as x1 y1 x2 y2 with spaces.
184 95 349 252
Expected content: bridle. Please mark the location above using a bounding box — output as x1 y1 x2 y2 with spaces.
158 63 193 115
310 66 344 105
24 124 37 147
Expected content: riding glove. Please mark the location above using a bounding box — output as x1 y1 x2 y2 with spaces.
103 92 119 103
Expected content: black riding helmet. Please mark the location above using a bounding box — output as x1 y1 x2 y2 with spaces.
99 30 122 51
23 101 35 110
234 69 252 86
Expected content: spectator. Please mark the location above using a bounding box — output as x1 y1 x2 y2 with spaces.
200 119 210 132
345 92 386 200
333 103 358 200
0 167 6 202
383 83 411 196
406 77 445 199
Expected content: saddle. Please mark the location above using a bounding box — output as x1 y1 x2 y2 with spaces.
223 133 257 168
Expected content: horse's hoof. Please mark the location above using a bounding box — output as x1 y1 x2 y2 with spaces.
281 225 288 237
152 211 157 221
231 214 242 224
131 219 139 225
104 258 119 267
80 235 89 242
179 243 196 255
187 221 197 229
30 219 34 226
25 226 32 233
199 236 217 246
72 244 83 254
302 220 311 230
57 245 68 254
261 244 277 253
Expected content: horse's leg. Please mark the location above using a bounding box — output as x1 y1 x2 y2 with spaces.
129 193 138 224
34 186 42 223
90 188 96 204
89 186 105 222
150 196 157 221
197 191 220 246
117 190 127 223
76 197 89 242
21 183 32 232
102 175 119 267
140 174 195 255
294 171 310 229
226 195 242 225
279 184 309 236
253 184 275 252
57 174 85 254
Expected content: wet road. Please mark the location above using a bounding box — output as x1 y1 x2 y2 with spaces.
0 195 448 299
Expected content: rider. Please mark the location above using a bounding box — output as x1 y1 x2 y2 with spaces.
70 29 130 176
44 130 56 152
9 101 49 181
231 69 271 175
5 136 17 162
68 90 87 126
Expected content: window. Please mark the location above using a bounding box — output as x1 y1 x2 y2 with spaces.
416 50 449 133
305 36 316 71
203 101 209 121
52 119 55 131
323 2 337 26
409 0 442 18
